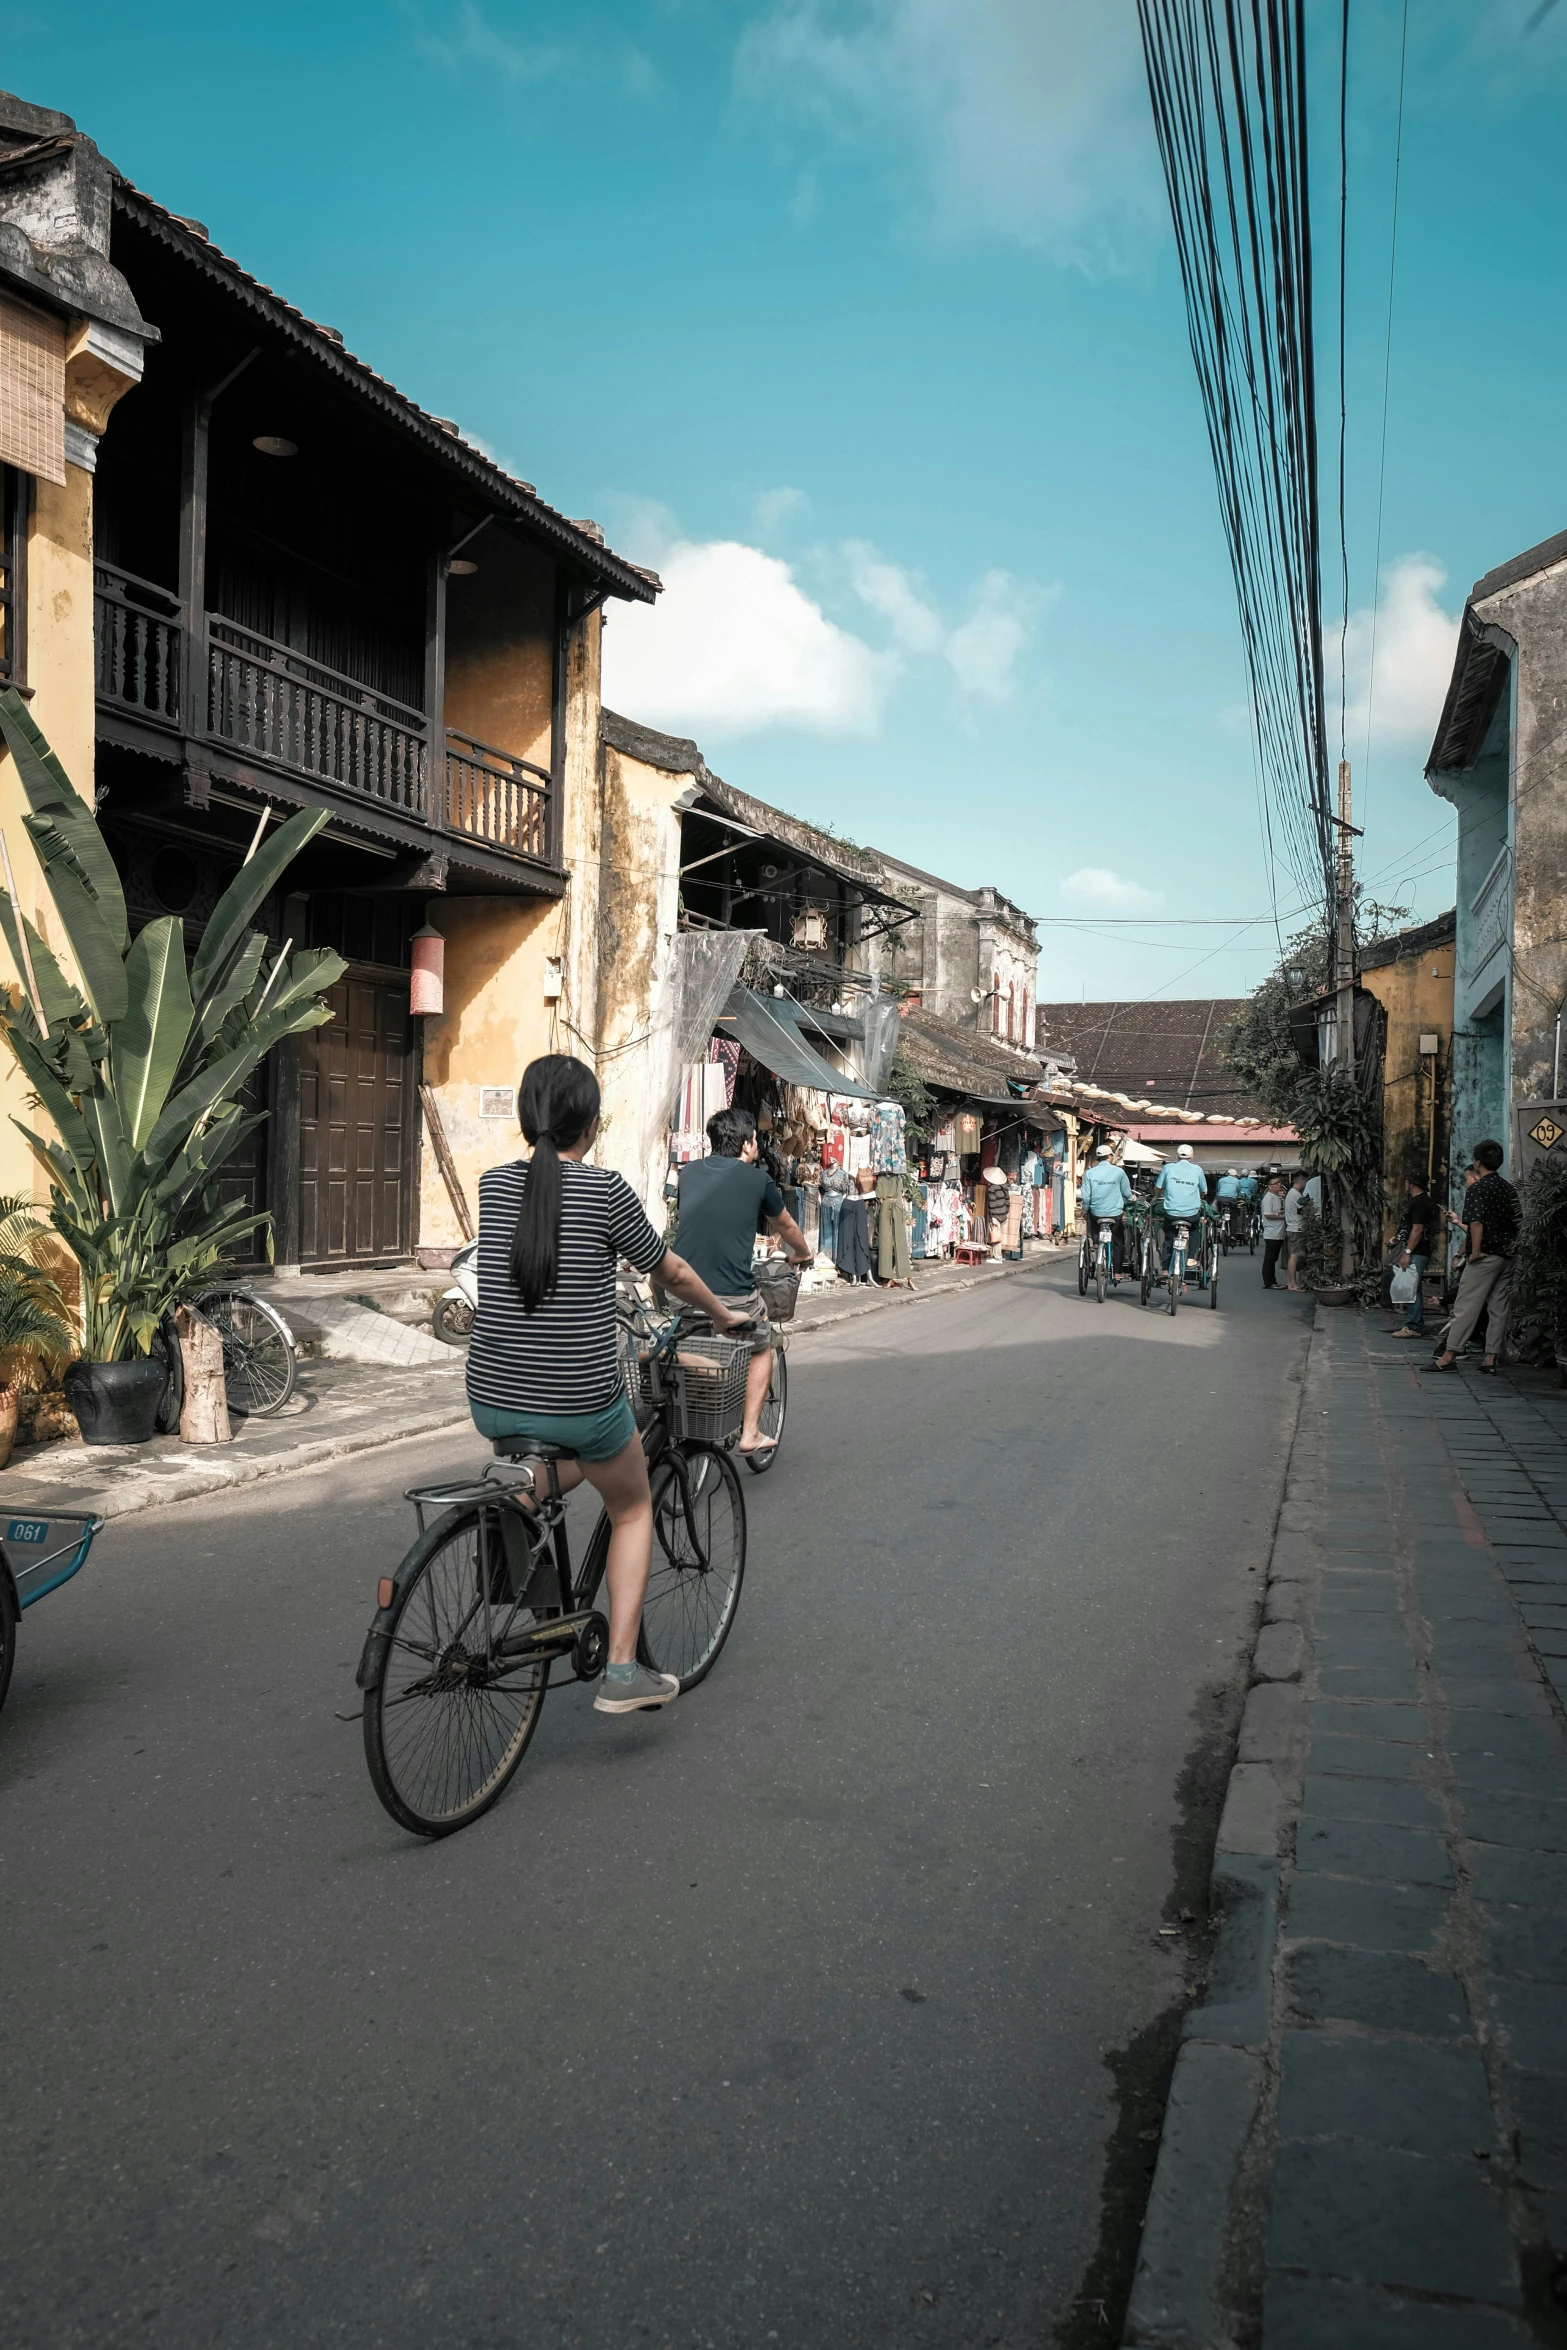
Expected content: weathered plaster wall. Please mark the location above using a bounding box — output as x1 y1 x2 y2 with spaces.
443 531 554 773
594 739 686 1208
416 608 610 1244
1360 939 1454 1240
0 460 99 1201
1475 558 1567 1109
417 896 561 1244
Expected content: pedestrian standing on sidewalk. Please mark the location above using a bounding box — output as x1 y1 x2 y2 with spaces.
1429 1141 1520 1376
1388 1173 1432 1340
1283 1169 1308 1291
1261 1174 1288 1288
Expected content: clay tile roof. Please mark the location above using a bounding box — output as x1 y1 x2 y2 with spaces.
1033 999 1272 1120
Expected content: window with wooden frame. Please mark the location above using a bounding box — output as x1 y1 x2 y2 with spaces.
0 464 22 688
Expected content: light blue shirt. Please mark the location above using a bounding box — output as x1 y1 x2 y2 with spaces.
1081 1162 1133 1217
1155 1160 1208 1218
1239 1176 1259 1200
1216 1175 1241 1200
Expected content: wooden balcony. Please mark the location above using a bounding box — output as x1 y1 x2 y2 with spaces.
95 563 182 730
93 580 559 878
444 728 551 863
205 617 428 820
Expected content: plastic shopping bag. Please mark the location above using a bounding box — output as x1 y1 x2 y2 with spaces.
1389 1262 1419 1305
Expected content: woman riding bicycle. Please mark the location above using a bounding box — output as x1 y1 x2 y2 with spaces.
466 1054 749 1717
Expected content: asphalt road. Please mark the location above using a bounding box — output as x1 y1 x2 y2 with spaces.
1 1250 1312 2349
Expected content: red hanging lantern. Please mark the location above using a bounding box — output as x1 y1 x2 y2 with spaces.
410 923 445 1016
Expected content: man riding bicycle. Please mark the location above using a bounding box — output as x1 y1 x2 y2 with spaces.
671 1105 813 1457
1080 1142 1132 1278
1214 1166 1243 1245
1152 1143 1213 1271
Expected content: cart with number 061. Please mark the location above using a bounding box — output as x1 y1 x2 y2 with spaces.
0 1510 105 1719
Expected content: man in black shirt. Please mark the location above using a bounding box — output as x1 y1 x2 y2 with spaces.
673 1106 812 1453
1389 1173 1432 1338
1431 1140 1519 1374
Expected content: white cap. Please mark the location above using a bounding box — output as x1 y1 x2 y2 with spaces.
1177 1143 1195 1160
1095 1142 1113 1157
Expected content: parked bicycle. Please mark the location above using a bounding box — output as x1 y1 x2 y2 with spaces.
151 1285 298 1432
357 1308 751 1838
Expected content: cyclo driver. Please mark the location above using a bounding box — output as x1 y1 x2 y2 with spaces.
1214 1166 1243 1245
1080 1142 1132 1278
1152 1142 1213 1273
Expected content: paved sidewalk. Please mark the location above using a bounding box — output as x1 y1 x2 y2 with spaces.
0 1249 1050 1524
1125 1308 1567 2347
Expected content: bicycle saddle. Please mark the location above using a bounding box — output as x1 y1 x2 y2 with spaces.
491 1438 580 1463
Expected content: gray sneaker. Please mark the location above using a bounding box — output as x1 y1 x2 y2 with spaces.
594 1663 680 1714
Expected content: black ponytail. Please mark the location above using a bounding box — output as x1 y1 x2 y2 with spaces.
510 1054 601 1313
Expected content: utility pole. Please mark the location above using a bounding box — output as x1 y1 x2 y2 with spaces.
1334 758 1356 1278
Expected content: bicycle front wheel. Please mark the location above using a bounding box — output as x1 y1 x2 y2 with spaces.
194 1287 297 1417
363 1507 548 1837
1096 1247 1107 1305
639 1444 747 1689
744 1345 787 1475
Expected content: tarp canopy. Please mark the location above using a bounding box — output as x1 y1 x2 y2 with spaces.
1118 1136 1165 1164
718 989 875 1100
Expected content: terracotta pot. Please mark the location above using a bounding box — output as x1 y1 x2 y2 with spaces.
1314 1285 1357 1308
0 1386 17 1471
63 1356 167 1445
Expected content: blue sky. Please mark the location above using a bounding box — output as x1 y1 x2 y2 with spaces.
10 0 1567 1002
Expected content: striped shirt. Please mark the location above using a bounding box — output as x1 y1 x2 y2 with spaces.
466 1158 668 1416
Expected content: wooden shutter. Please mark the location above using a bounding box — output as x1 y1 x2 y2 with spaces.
0 296 64 487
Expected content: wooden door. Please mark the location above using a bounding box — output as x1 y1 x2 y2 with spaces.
297 972 412 1264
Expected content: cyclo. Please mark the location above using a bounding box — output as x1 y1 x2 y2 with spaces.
1142 1205 1220 1315
357 1284 752 1839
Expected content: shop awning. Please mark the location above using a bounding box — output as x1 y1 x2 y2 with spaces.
717 989 875 1100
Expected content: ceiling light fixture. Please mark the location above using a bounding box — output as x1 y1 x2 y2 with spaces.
252 434 298 458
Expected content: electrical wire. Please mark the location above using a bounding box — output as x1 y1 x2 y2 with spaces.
1358 0 1410 829
1138 0 1337 925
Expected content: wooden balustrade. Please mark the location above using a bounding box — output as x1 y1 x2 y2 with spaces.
444 728 552 863
206 619 428 817
94 564 181 727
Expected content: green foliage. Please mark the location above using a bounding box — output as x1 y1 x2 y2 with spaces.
0 1193 73 1382
1219 918 1332 1123
884 1045 936 1150
0 689 346 1360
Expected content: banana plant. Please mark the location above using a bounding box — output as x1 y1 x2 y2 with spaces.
0 688 346 1360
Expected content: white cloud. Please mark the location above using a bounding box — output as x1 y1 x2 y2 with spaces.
1342 555 1461 751
845 540 944 653
846 542 1046 700
413 3 558 80
735 0 1162 271
753 484 810 534
1060 867 1163 912
603 539 890 738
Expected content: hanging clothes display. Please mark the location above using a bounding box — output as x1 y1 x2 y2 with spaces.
955 1110 983 1156
707 1036 741 1107
869 1100 907 1174
835 1195 874 1281
875 1173 912 1283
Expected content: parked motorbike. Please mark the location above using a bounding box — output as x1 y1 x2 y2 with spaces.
432 1240 477 1346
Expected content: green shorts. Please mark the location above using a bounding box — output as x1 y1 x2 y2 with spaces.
470 1392 639 1463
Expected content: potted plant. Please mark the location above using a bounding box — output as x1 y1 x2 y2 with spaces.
0 690 345 1444
0 1192 74 1466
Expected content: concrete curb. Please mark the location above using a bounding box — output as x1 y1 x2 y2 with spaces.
1122 1308 1321 2350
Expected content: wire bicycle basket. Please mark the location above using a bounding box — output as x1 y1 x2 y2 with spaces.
669 1334 749 1444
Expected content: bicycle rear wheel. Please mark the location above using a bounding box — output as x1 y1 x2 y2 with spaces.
1096 1246 1107 1305
638 1443 747 1690
744 1345 787 1475
363 1506 548 1837
194 1287 297 1417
